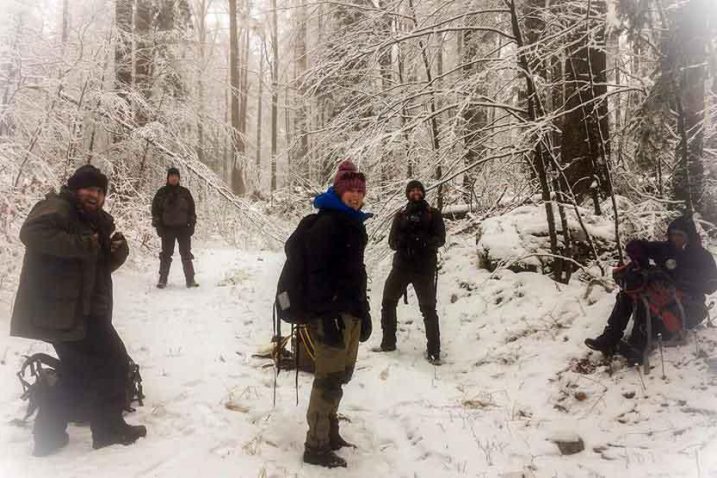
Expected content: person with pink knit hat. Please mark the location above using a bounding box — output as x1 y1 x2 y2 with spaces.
300 160 371 468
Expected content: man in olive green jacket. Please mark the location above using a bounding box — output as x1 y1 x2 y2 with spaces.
11 165 146 456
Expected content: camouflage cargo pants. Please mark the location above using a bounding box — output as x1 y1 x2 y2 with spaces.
305 314 361 450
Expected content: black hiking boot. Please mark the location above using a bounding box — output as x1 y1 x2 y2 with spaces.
426 352 441 365
584 331 619 354
378 335 396 352
32 431 69 457
186 279 199 288
157 274 168 289
303 447 347 468
92 421 147 450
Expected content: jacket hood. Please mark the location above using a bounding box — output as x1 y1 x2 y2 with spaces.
667 216 700 246
313 187 371 222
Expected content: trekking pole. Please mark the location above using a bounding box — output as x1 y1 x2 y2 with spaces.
272 305 279 408
636 364 647 393
658 333 666 380
641 296 652 375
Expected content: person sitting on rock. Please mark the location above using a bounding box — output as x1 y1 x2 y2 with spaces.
585 216 717 363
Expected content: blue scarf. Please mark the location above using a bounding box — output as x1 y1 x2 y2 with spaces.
313 187 371 222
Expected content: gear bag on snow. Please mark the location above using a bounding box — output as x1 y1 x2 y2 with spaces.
17 353 145 421
275 214 320 325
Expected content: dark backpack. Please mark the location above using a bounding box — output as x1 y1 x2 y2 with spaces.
17 353 145 422
275 214 320 325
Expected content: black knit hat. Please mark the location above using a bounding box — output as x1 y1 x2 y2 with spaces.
167 167 180 178
405 180 425 199
67 165 108 194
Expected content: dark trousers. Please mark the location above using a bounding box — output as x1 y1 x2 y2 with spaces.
381 266 440 355
35 317 129 441
159 227 194 281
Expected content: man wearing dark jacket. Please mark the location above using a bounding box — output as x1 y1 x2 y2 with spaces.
302 160 372 469
379 180 446 363
586 216 717 362
11 165 146 456
151 167 198 288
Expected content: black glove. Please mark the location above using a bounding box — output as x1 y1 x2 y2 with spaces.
359 313 372 343
321 316 345 347
188 223 196 236
110 232 128 255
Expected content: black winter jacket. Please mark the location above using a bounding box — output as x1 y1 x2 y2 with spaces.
389 200 446 271
303 209 369 320
627 217 717 303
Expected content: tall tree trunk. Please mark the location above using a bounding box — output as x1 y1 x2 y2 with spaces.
671 0 709 216
270 0 279 191
196 0 209 166
292 0 309 182
461 26 490 208
256 48 264 185
559 1 611 206
229 0 247 195
507 0 560 274
114 0 132 97
134 0 152 127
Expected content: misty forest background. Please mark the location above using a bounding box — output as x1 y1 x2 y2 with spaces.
1 0 716 285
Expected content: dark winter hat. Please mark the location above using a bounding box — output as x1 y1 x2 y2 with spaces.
67 165 108 194
667 215 699 245
167 167 180 178
333 160 366 196
405 180 425 199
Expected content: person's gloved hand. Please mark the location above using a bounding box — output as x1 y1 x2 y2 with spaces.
110 232 128 255
188 222 196 236
359 313 372 343
321 316 345 347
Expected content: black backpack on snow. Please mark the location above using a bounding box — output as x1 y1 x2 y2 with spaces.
275 214 320 325
17 353 145 422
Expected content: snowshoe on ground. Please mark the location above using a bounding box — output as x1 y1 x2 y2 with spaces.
303 446 347 468
33 431 69 457
92 421 147 450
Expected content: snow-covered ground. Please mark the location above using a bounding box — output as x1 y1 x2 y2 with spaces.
1 235 716 477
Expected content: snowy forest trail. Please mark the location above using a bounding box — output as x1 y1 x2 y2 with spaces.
1 239 717 477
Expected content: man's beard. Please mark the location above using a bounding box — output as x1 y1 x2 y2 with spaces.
77 198 103 218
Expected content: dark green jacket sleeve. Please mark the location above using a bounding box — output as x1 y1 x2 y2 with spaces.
428 208 446 250
186 188 197 225
19 201 97 259
109 234 130 272
151 188 164 227
387 212 401 251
